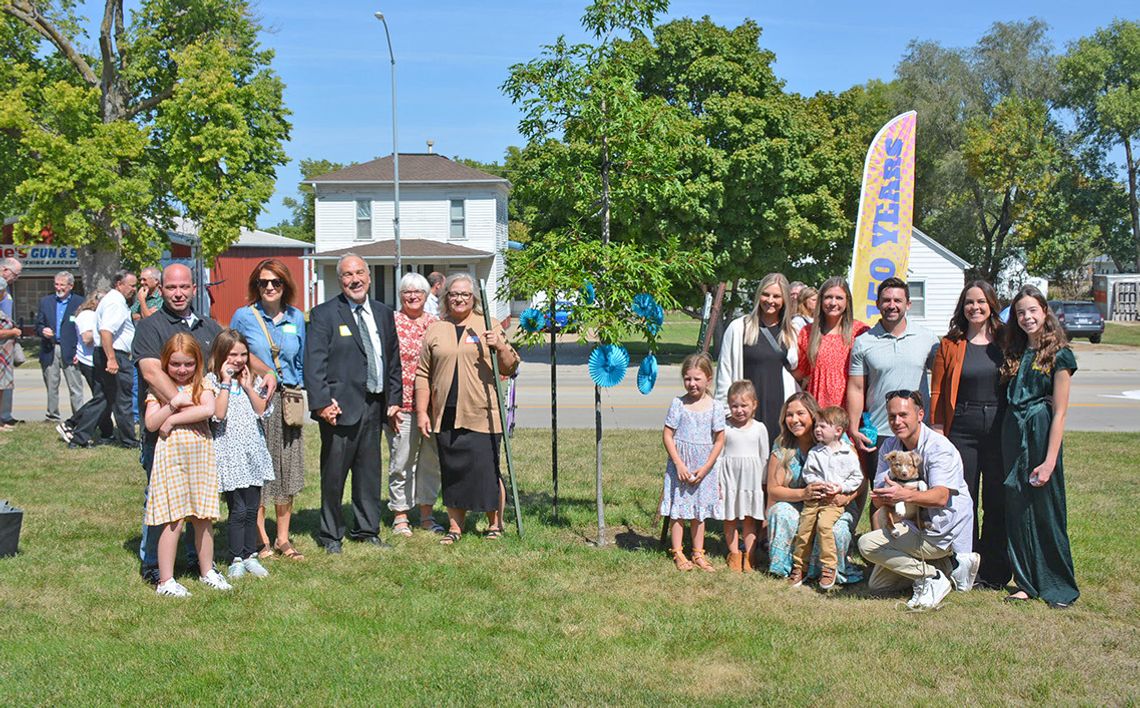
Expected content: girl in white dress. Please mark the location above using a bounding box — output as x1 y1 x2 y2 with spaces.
721 381 769 572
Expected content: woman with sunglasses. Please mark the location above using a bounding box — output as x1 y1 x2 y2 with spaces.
229 258 307 561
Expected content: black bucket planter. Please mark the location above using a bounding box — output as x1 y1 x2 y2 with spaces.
0 500 23 557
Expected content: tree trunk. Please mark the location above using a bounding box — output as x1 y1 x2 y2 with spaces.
594 383 606 547
550 297 559 521
78 245 121 292
600 98 610 246
1124 138 1140 273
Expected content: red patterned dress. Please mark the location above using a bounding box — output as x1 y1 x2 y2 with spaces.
394 310 438 412
795 320 870 408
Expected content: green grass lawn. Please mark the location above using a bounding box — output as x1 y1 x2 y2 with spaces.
1 424 1137 703
622 312 706 364
1103 321 1140 347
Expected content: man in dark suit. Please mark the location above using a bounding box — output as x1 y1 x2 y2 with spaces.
34 271 85 421
305 254 402 553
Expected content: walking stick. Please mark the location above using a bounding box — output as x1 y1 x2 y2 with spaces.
480 280 524 537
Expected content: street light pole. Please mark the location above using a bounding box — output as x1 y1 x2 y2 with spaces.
375 11 401 279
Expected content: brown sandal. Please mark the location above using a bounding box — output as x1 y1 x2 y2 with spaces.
273 540 305 561
670 547 693 571
691 549 716 573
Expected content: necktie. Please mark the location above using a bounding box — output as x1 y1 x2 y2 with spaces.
356 305 380 393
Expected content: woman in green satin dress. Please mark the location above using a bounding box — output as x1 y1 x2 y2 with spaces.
1000 286 1079 608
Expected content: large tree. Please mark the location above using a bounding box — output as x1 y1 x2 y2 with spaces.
0 0 290 287
1060 19 1140 272
895 19 1061 281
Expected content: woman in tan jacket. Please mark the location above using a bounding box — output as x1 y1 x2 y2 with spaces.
930 280 1007 588
415 273 518 544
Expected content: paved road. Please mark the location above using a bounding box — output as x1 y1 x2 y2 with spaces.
8 342 1139 432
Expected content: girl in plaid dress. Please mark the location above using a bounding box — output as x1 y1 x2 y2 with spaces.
144 333 230 597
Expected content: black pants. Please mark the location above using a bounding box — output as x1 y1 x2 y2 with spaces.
317 394 383 546
948 400 1010 587
67 363 113 438
224 486 262 560
71 349 136 445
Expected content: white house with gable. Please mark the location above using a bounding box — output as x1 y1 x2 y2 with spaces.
902 227 970 333
304 153 511 318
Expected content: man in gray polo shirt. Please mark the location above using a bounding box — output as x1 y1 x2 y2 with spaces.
846 277 939 476
858 391 975 609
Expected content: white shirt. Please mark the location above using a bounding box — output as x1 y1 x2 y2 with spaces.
803 440 863 493
96 289 135 353
425 293 440 316
74 310 97 366
353 299 385 392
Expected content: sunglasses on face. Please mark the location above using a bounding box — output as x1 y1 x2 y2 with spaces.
258 278 283 290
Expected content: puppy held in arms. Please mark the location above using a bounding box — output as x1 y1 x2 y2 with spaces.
875 450 927 538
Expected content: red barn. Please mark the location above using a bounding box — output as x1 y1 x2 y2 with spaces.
204 229 314 325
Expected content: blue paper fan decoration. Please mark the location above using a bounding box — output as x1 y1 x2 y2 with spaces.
637 354 658 395
519 307 547 334
580 282 596 305
588 344 629 388
631 293 658 319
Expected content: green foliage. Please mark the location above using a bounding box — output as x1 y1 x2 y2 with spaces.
1059 19 1140 272
0 0 290 280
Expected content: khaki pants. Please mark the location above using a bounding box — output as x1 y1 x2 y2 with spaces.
858 527 953 593
43 343 86 419
792 501 845 570
384 414 441 512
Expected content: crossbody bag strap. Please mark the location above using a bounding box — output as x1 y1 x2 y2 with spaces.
249 305 283 375
759 323 793 373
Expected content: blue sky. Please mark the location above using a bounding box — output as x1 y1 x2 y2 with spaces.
81 1 1140 226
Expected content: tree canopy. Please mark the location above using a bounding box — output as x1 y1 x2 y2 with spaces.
0 0 290 286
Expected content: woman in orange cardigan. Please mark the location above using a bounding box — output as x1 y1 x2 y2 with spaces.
930 280 1008 588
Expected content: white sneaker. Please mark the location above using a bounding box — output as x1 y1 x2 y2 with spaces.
156 578 192 598
227 559 247 579
56 422 73 443
198 568 233 591
242 556 270 578
951 552 980 592
915 571 953 610
907 578 926 609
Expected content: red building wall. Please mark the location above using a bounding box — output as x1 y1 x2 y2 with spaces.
207 248 309 326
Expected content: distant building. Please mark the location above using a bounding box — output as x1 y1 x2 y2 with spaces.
898 227 970 332
304 153 510 319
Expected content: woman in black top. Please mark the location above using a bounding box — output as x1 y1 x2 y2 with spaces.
930 280 1008 588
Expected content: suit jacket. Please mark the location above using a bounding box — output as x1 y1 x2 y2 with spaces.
304 292 402 427
34 293 82 367
930 337 967 435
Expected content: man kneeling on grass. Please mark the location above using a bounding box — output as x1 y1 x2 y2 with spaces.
858 390 976 610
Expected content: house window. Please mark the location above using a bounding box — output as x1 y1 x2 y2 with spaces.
356 199 372 241
909 280 926 318
449 199 465 240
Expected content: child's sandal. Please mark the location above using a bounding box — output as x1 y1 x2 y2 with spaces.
670 547 693 571
691 549 716 573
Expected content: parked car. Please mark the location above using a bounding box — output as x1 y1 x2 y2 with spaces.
1048 300 1105 344
546 300 574 332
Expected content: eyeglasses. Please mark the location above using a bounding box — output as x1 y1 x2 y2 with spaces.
258 278 283 290
446 292 473 301
401 290 425 299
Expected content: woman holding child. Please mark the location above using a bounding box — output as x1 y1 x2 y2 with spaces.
765 392 863 585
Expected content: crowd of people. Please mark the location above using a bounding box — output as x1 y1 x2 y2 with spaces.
3 253 1077 610
661 273 1078 610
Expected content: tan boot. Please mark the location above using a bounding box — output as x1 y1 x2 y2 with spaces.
741 549 754 573
726 551 743 573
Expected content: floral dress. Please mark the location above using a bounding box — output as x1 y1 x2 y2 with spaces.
659 397 725 521
767 445 863 584
207 373 275 493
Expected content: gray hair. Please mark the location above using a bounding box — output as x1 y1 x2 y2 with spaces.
336 253 365 276
140 266 162 282
111 269 135 286
0 277 7 294
439 272 481 320
55 271 75 286
399 272 430 294
0 257 20 271
427 271 445 287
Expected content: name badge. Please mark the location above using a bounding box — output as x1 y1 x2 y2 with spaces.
466 334 480 344
339 325 352 337
281 323 298 335
68 315 76 322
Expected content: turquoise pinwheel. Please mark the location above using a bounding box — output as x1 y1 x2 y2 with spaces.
632 293 665 334
519 307 547 334
588 344 629 388
637 354 658 395
580 282 596 305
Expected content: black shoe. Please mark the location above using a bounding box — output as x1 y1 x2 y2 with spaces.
45 414 61 422
356 536 391 549
96 436 117 446
67 440 96 449
116 441 141 450
140 565 160 586
324 541 342 554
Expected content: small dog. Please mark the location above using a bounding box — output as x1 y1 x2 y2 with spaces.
874 449 927 538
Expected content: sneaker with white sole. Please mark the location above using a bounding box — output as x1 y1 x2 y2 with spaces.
950 552 980 592
242 556 270 578
56 422 73 443
907 578 926 609
227 559 247 579
914 570 953 610
198 568 233 591
156 578 192 598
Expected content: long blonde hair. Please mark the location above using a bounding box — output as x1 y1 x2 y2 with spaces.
807 276 856 365
743 273 796 349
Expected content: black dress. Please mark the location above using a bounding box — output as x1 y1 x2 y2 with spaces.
437 324 502 513
742 323 786 448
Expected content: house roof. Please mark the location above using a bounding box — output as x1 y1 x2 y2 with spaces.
232 229 313 250
913 227 971 270
305 154 509 186
307 238 493 261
